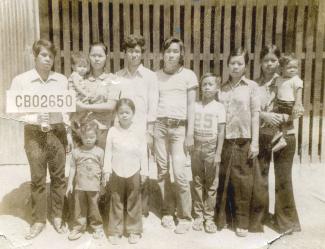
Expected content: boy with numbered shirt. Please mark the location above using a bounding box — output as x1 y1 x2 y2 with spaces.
191 73 225 233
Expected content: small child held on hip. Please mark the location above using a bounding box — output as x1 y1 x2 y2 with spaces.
103 98 148 245
66 121 105 240
271 53 304 152
191 73 225 234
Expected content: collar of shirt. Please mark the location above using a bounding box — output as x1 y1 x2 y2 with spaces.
87 72 110 82
256 73 279 89
222 75 250 91
119 64 145 78
30 68 58 84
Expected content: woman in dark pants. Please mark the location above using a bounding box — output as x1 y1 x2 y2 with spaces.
250 44 301 233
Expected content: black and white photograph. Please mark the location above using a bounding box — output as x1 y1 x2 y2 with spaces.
0 0 325 248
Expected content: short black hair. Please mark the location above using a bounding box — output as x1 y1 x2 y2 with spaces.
279 53 298 68
32 39 57 57
122 34 146 52
227 47 249 65
260 44 281 60
89 42 108 55
162 37 185 65
200 72 221 86
116 98 136 114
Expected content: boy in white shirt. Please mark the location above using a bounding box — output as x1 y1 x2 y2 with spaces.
191 73 225 233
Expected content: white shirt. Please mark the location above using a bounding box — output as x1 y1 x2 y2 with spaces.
156 67 198 120
103 123 148 178
9 69 68 125
115 64 159 132
194 100 226 141
276 75 303 102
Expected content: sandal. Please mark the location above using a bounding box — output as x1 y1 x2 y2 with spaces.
161 215 175 229
128 233 141 244
235 227 248 237
108 235 121 245
53 218 66 234
204 220 217 233
25 223 45 240
192 218 204 231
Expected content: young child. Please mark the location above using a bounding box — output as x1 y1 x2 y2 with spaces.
66 121 104 240
69 51 105 104
103 98 148 245
271 53 304 152
191 73 225 233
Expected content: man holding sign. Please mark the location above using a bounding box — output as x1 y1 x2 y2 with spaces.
8 39 72 239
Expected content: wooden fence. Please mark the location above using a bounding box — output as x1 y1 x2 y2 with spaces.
1 0 324 164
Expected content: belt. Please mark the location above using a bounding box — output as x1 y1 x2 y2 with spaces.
226 138 250 145
25 123 65 132
157 117 187 127
194 138 218 146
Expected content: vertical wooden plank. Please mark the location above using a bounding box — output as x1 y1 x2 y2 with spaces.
193 0 200 76
39 0 49 39
152 0 160 70
235 0 243 48
92 0 99 42
62 0 71 76
102 0 111 72
320 1 325 162
203 2 212 74
265 0 275 45
112 0 120 71
213 0 222 76
285 0 296 53
275 0 285 50
123 0 130 36
184 0 191 68
301 1 315 163
253 0 264 80
82 0 90 54
222 0 231 79
312 0 324 162
294 0 305 162
173 0 181 38
133 1 141 35
52 0 61 72
163 1 170 40
142 0 150 67
244 0 253 77
71 0 79 52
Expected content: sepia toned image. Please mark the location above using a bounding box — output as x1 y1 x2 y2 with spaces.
0 0 325 249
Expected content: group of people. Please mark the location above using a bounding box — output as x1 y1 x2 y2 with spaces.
9 34 303 245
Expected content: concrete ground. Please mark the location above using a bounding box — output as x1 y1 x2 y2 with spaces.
0 162 324 249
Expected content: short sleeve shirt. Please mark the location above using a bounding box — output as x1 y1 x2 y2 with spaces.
194 100 226 141
276 75 303 102
72 145 104 191
156 67 198 120
10 69 68 124
219 76 260 139
81 72 120 127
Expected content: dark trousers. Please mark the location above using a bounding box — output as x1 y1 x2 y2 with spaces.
73 190 102 231
216 139 254 230
24 124 67 224
273 134 301 232
249 133 272 232
191 140 219 221
108 171 142 235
